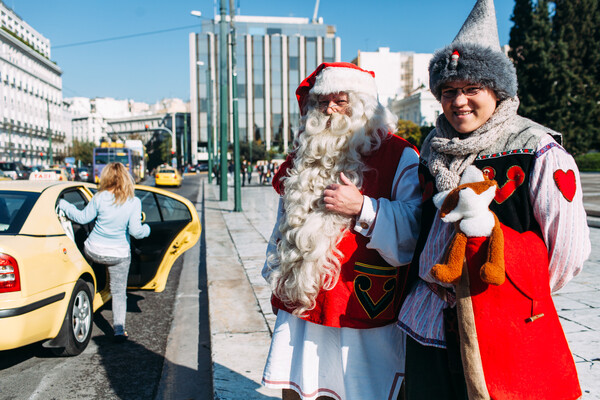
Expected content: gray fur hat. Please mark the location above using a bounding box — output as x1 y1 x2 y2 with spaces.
429 0 518 101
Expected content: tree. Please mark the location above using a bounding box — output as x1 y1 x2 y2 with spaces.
551 0 600 154
509 0 556 125
395 119 422 147
146 133 172 172
509 0 600 154
239 141 266 163
71 140 95 165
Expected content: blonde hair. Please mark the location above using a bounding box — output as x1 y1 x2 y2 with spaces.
268 91 395 315
98 162 135 205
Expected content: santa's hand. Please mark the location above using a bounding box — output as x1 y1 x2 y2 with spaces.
323 172 364 216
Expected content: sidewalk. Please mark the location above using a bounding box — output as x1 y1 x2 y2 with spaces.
205 178 280 399
162 173 600 399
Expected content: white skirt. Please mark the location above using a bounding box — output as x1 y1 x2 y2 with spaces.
262 310 405 400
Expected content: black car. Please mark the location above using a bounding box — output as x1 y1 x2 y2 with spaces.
0 161 28 180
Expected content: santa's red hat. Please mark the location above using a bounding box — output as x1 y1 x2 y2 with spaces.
295 62 378 115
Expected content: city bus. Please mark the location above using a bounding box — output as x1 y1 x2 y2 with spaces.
125 139 146 181
93 143 144 183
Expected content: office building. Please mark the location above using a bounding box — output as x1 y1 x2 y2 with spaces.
189 15 341 163
352 47 442 127
0 0 67 165
352 47 432 107
390 88 441 127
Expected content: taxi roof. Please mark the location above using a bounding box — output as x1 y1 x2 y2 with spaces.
0 180 87 193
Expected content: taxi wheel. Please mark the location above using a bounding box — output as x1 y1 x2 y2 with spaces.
52 279 94 356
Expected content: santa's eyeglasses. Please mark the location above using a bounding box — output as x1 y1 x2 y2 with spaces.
317 99 349 112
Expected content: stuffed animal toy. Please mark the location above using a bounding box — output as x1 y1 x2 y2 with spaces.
430 166 505 286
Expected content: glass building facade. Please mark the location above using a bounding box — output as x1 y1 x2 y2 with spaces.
189 15 340 163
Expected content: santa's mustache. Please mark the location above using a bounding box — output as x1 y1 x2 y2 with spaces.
305 110 353 137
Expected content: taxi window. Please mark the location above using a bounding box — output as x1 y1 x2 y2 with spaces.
134 190 191 223
156 194 191 222
135 190 161 223
0 191 39 234
158 169 174 174
61 190 88 210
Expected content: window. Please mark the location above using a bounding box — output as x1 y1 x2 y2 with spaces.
156 194 192 222
135 191 192 223
61 191 88 210
0 191 39 234
136 191 161 223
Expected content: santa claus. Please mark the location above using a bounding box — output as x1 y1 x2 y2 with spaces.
261 62 422 400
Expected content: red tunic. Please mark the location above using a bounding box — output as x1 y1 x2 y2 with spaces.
272 134 415 328
458 225 581 400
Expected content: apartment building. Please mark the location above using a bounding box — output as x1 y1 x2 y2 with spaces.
0 0 67 164
189 14 341 162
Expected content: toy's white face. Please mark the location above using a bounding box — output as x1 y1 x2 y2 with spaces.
440 184 497 224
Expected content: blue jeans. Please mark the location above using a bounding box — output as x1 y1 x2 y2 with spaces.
85 247 131 335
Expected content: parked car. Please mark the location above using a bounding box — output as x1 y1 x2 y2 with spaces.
75 167 91 182
0 181 201 355
155 165 182 187
29 168 70 181
0 171 11 181
0 161 28 180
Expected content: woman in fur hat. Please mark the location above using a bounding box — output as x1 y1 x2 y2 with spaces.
397 0 590 399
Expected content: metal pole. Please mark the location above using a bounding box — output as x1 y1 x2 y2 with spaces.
8 122 12 162
46 99 53 165
230 0 242 211
218 0 228 201
171 114 177 169
183 115 188 166
206 68 213 183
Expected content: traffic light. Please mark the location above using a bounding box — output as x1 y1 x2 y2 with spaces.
21 151 26 157
145 124 149 131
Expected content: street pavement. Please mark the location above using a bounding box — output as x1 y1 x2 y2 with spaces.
160 172 600 399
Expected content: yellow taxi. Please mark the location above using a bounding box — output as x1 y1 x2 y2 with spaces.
155 165 182 187
0 180 201 355
29 168 70 181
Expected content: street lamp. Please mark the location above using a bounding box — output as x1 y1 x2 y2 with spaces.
229 0 242 212
197 61 215 184
218 0 228 201
191 10 215 184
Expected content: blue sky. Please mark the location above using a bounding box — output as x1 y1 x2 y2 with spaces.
7 0 516 104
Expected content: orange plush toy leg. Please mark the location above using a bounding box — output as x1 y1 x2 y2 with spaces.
480 215 505 286
432 231 467 284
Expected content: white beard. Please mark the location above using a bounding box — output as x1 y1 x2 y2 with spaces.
269 107 378 315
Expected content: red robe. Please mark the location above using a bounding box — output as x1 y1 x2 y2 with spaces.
272 134 415 329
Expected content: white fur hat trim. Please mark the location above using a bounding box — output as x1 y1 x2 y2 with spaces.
310 66 378 99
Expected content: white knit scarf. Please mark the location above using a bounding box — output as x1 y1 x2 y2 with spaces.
428 97 520 191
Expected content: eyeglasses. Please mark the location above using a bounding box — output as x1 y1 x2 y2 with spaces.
441 85 485 99
318 99 349 111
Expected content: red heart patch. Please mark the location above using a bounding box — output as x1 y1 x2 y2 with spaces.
494 165 525 204
553 169 576 202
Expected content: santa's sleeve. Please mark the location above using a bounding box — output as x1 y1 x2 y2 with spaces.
529 135 591 292
354 147 422 266
262 197 285 282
